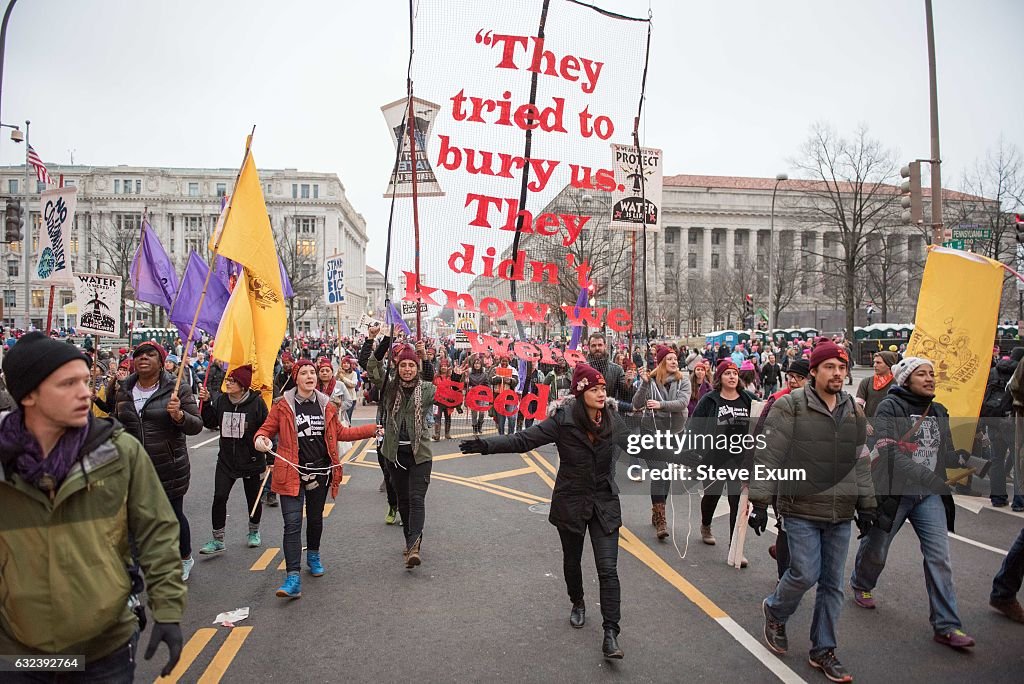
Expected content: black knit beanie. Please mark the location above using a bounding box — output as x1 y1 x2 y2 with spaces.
1 332 90 403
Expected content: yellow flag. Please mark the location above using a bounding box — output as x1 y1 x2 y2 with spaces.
906 247 1004 450
210 140 285 407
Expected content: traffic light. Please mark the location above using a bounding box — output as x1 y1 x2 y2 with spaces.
900 161 923 225
4 199 23 243
743 293 754 329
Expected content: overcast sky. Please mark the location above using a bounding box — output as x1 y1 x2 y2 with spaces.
1 0 1020 274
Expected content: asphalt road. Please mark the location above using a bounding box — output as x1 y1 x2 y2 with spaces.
132 390 1024 684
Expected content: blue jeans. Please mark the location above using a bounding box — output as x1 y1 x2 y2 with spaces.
991 526 1024 603
279 480 329 573
851 494 962 633
765 516 851 656
496 413 512 435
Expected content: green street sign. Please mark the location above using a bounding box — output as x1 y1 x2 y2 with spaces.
950 227 991 240
942 240 966 250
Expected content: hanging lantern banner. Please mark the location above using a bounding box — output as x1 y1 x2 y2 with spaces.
34 186 77 282
324 254 346 304
73 272 123 337
608 144 662 231
381 96 445 198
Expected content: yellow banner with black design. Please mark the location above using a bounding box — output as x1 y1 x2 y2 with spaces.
906 247 1004 450
211 137 286 408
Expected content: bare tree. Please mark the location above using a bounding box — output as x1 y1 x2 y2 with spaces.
862 228 909 323
769 240 803 327
274 229 321 338
790 123 901 343
94 217 140 336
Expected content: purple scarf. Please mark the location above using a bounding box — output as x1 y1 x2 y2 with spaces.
0 410 90 497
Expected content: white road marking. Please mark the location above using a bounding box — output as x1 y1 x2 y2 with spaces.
948 533 1008 556
715 616 808 684
191 435 220 450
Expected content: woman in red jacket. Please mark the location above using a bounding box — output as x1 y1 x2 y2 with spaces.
255 359 380 599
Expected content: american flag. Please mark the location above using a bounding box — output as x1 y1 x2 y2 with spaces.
26 144 52 186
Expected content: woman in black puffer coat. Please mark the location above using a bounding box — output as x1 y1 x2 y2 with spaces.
459 363 630 661
112 342 203 578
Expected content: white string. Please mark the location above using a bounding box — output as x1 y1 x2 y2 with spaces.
267 449 344 475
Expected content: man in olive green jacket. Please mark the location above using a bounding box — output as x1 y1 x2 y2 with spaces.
748 341 875 684
0 332 185 679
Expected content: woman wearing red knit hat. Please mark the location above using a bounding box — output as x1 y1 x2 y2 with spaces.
690 359 755 560
459 363 629 660
254 359 382 599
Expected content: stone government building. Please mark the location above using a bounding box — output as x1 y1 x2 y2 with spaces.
0 164 370 336
468 174 999 338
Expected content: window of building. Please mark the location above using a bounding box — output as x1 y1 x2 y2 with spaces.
36 180 46 193
665 252 675 267
122 179 134 194
136 180 142 194
295 217 316 234
114 179 121 194
69 236 78 255
115 213 139 233
711 231 721 245
689 229 699 244
300 184 310 199
31 289 44 308
313 184 319 199
6 261 17 277
266 183 272 195
297 237 316 258
65 179 75 187
292 183 298 199
216 183 227 197
688 252 697 269
665 231 674 244
711 253 720 269
188 182 199 197
8 179 17 193
60 291 73 307
3 290 15 308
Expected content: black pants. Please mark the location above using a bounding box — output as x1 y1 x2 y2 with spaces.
433 407 451 434
388 445 431 548
643 458 671 504
4 632 138 683
378 450 398 508
700 479 741 542
212 464 263 531
168 496 191 558
557 517 621 634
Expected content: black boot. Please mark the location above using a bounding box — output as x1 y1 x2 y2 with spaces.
569 600 585 629
602 629 623 659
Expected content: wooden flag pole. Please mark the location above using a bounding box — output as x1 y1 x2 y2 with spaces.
173 126 256 397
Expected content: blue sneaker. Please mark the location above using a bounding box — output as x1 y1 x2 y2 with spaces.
307 551 325 577
275 573 301 598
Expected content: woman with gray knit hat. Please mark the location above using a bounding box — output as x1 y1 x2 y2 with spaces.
850 356 976 650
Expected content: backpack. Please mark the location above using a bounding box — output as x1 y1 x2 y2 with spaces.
981 376 1013 417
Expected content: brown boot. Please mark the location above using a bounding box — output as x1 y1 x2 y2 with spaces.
432 427 441 441
651 503 669 541
405 536 422 568
700 525 717 545
445 431 451 440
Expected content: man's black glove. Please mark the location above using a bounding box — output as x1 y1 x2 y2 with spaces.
855 509 878 539
144 621 183 677
459 438 488 455
748 506 769 536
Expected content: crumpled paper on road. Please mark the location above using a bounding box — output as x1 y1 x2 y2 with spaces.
213 607 250 627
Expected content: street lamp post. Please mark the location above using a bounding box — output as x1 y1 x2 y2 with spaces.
766 173 788 340
22 118 29 329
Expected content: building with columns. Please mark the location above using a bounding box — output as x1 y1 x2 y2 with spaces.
466 174 996 338
0 164 370 336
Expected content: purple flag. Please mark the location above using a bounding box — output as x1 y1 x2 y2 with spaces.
567 285 589 350
279 257 294 299
384 301 411 336
130 220 178 309
170 251 231 339
215 253 293 298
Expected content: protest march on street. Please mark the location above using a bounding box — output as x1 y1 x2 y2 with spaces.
0 1 1022 682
